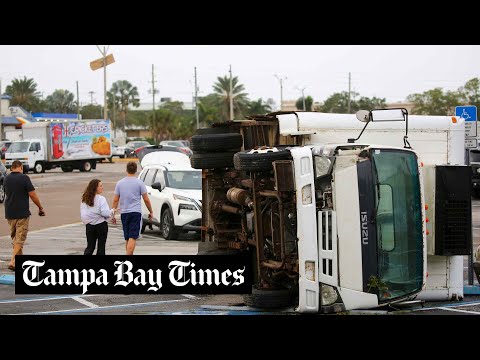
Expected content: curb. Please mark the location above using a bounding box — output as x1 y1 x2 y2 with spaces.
0 274 15 285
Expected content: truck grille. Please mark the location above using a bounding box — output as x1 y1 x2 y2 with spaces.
317 210 338 286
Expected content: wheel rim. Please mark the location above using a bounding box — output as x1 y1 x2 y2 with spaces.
162 211 170 238
35 164 42 172
0 184 4 201
84 162 91 171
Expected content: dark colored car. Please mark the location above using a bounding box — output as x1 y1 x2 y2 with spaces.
124 141 151 158
135 144 186 163
0 141 12 159
0 161 7 203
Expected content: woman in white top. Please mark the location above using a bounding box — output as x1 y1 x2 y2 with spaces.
80 179 115 255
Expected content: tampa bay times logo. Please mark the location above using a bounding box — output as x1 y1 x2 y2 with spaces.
15 255 252 295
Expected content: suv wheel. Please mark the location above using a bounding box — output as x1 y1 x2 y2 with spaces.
161 207 178 240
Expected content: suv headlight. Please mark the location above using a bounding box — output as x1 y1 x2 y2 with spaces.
173 194 194 202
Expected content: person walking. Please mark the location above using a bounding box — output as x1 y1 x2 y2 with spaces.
80 179 115 255
112 161 153 255
4 160 45 271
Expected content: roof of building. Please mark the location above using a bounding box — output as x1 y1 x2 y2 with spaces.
32 113 79 119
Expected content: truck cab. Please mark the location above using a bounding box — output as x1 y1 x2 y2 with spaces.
5 139 45 173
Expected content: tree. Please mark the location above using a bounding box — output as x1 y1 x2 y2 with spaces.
198 94 222 127
213 75 249 120
80 104 103 119
459 77 480 109
108 80 140 134
356 96 386 111
406 88 461 115
295 96 314 111
318 92 350 113
5 76 42 111
44 89 76 113
150 108 177 144
245 98 272 116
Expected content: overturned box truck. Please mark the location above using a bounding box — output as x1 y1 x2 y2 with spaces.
190 109 471 313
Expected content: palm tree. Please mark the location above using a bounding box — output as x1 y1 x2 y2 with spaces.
150 108 176 143
45 89 76 113
108 80 140 134
246 98 272 116
5 76 41 111
213 75 249 120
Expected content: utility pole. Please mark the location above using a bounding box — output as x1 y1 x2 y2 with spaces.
348 72 351 113
229 65 234 120
95 45 110 120
76 81 80 119
89 91 95 105
194 67 199 129
274 75 287 111
302 88 306 111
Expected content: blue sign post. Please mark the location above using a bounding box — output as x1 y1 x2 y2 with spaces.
456 105 477 138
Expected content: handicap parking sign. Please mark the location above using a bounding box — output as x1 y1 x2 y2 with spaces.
456 105 477 121
456 105 477 138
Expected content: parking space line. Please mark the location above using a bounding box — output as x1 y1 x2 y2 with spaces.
410 299 480 312
0 294 99 304
182 294 197 299
72 296 99 308
437 307 480 315
11 298 192 315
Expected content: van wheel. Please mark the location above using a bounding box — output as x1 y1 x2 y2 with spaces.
80 161 92 172
161 207 178 240
0 183 5 203
34 162 45 173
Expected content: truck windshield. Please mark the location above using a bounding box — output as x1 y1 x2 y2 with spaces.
6 142 30 153
371 149 423 302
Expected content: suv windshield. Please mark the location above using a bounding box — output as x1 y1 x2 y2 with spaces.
166 171 201 190
372 149 423 302
7 142 30 153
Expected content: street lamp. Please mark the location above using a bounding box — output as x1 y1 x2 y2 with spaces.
274 74 287 111
295 86 307 111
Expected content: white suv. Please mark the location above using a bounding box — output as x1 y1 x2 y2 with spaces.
139 152 202 239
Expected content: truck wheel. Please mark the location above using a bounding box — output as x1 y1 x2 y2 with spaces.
243 285 294 309
61 165 73 172
190 151 236 169
34 162 45 174
0 183 5 203
234 147 292 172
108 156 113 163
161 207 178 240
80 161 92 172
191 133 243 152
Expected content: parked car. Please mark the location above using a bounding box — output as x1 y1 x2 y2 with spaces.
124 141 151 158
0 161 7 203
159 140 192 157
111 144 126 158
135 144 187 163
139 151 201 239
0 141 12 159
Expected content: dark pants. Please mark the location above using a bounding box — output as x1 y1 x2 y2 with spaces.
84 221 108 255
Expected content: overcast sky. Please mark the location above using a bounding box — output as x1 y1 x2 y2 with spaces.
0 45 478 109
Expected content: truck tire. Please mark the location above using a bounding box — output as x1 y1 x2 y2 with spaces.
80 161 92 172
243 285 294 309
34 162 45 174
160 207 178 240
234 148 292 172
61 165 74 172
0 183 5 203
190 151 236 169
191 133 243 152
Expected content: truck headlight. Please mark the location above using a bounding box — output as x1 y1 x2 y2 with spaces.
321 284 338 306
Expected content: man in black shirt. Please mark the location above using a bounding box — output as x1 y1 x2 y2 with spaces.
4 160 45 271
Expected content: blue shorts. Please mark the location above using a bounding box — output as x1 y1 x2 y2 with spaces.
120 212 142 240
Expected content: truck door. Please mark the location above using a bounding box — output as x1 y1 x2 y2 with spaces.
290 147 319 313
29 142 44 165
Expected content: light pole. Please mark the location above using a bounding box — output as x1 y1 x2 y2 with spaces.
295 86 307 111
274 74 287 111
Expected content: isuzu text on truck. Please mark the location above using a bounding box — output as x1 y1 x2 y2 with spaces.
5 120 112 173
187 109 471 313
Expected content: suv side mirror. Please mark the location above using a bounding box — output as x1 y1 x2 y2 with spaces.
151 182 163 191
